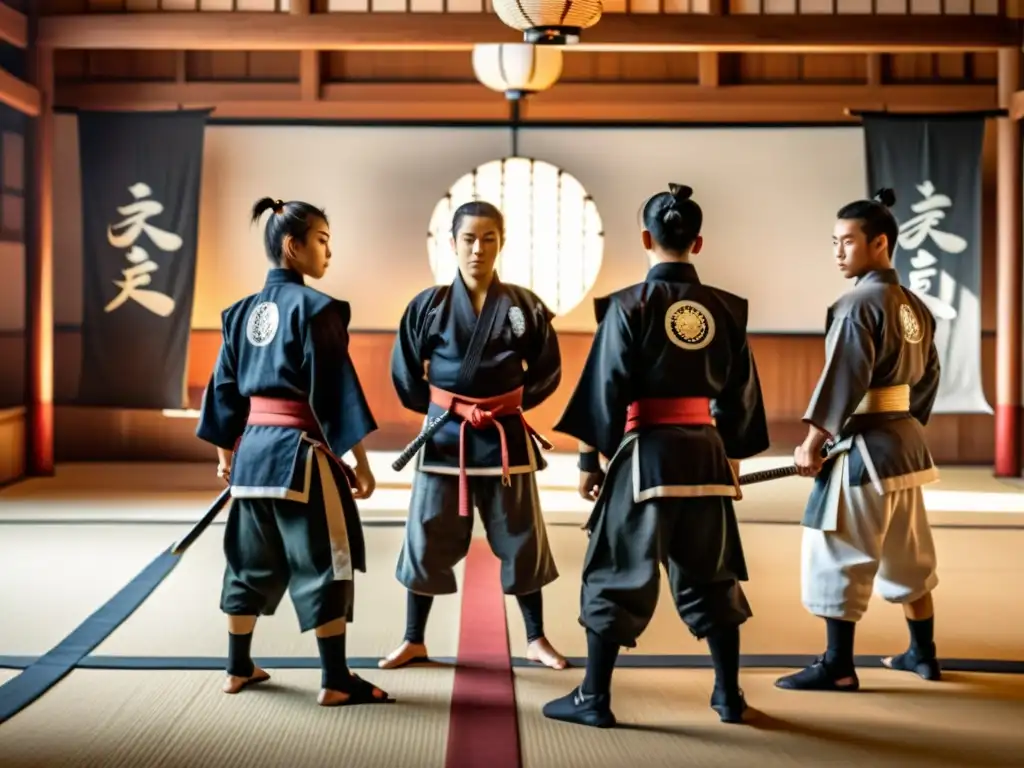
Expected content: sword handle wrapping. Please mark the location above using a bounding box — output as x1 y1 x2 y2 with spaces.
737 440 837 486
738 465 799 485
391 410 453 472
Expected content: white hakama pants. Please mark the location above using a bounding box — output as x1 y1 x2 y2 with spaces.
800 453 939 623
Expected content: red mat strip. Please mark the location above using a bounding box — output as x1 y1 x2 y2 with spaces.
445 537 521 768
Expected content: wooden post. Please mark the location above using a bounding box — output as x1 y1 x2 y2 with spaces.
995 46 1022 477
292 0 321 102
25 10 54 476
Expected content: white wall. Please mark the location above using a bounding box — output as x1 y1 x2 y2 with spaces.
50 117 867 333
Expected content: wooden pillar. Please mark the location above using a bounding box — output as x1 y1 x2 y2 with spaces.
293 0 321 102
25 23 54 476
995 46 1022 477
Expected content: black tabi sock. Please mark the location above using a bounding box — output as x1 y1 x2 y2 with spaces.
404 592 434 645
581 629 619 697
226 631 255 678
706 626 741 696
516 591 545 644
317 632 351 691
907 616 936 658
824 618 856 672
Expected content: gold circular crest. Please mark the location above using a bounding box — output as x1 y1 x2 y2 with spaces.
665 300 715 351
899 303 923 345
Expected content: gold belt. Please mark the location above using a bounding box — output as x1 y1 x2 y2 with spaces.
853 385 910 414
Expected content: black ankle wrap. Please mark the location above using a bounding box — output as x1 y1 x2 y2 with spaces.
317 633 351 691
227 631 255 678
517 591 545 644
404 592 434 645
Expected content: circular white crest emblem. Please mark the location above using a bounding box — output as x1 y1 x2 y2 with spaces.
246 301 279 347
665 300 715 351
899 304 923 345
508 306 526 338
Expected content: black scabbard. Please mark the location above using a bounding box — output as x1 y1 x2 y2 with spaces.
170 486 232 556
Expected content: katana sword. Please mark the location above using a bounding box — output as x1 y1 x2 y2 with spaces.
170 486 232 556
391 409 453 472
737 440 838 485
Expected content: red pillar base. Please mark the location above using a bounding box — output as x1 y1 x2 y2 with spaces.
994 403 1021 477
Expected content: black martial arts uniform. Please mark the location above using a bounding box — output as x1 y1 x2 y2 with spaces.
543 260 770 728
197 267 384 700
389 271 561 651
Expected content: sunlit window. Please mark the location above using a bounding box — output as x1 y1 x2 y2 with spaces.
426 157 605 317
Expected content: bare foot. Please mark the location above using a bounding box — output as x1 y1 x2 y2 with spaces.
222 666 270 694
378 640 428 669
527 637 567 670
318 682 391 707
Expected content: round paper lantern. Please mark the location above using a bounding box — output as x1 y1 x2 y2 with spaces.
491 0 603 45
426 157 605 317
472 44 563 100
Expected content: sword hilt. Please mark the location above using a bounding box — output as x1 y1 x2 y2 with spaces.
391 410 453 472
737 440 837 486
738 464 799 485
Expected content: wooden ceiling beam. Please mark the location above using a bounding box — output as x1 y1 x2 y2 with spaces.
54 81 999 124
0 3 27 49
0 68 40 116
36 12 1022 52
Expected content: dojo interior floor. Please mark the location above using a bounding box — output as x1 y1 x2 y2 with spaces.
1 452 1023 767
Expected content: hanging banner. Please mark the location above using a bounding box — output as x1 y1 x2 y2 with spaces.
862 113 992 415
76 109 209 409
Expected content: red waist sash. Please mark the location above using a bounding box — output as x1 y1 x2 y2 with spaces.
246 396 354 488
428 385 552 517
625 397 715 433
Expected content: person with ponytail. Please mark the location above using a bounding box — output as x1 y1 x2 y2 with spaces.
379 199 566 673
195 197 392 707
775 188 943 694
543 183 770 729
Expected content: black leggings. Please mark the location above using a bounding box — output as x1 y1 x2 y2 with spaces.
404 589 545 644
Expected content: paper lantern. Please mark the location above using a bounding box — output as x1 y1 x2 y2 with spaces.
472 44 563 100
491 0 603 45
426 157 605 317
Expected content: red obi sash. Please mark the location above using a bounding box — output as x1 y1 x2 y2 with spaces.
428 385 552 517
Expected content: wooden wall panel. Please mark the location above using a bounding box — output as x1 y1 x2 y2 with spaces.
0 406 25 486
0 328 1000 464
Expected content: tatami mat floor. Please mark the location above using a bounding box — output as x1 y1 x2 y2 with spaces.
0 667 1021 768
1 458 1023 767
3 521 1022 662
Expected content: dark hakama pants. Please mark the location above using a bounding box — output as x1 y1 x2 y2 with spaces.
221 452 359 632
395 469 559 596
579 446 752 648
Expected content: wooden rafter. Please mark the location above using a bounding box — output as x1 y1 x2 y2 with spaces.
37 12 1023 53
0 2 27 49
54 81 1001 123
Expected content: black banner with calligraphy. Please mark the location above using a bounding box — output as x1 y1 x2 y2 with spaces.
862 114 991 415
76 109 210 409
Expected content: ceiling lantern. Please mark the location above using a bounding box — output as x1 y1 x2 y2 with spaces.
426 158 605 317
472 44 563 101
491 0 603 45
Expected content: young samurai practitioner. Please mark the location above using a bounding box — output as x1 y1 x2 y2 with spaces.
543 184 770 729
379 200 567 671
196 197 392 707
775 189 942 693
